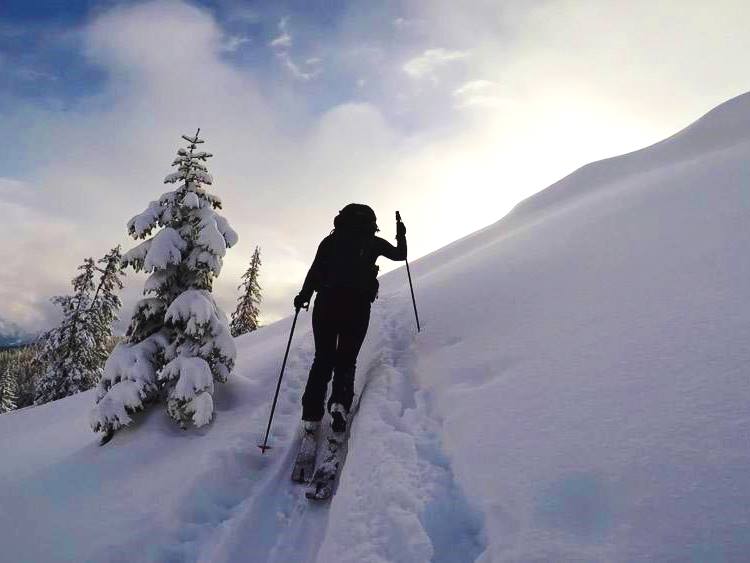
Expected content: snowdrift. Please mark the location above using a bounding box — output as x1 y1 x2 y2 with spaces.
3 92 750 562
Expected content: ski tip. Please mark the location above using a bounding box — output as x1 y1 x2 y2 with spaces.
257 444 272 454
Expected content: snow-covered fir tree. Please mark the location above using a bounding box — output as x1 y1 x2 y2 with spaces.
34 258 100 404
1 346 39 409
91 131 238 436
0 365 18 413
89 246 125 373
230 246 262 337
34 248 125 406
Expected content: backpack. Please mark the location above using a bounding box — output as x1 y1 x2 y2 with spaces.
333 204 379 234
326 204 380 301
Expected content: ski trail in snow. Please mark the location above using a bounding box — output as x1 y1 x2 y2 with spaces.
203 326 390 562
138 324 319 563
141 292 485 563
315 294 487 562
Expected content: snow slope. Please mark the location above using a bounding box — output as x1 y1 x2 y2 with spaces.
4 91 750 562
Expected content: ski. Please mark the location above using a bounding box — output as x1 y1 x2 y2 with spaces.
304 387 369 501
305 431 345 500
291 421 320 483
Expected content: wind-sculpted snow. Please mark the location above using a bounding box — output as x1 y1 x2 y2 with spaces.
5 92 750 561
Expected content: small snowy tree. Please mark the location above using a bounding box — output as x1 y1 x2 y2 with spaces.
88 246 125 376
91 131 238 436
0 366 18 413
230 246 262 337
34 258 100 404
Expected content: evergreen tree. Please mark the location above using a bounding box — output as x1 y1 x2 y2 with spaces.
230 246 262 337
88 246 125 380
34 258 100 404
0 365 18 413
91 131 238 436
33 248 124 406
1 346 40 408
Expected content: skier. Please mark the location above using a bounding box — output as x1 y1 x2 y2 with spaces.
294 204 407 435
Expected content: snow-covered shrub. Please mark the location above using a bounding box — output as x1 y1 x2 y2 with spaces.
91 132 238 435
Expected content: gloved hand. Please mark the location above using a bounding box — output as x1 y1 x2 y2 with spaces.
294 294 310 311
396 220 406 237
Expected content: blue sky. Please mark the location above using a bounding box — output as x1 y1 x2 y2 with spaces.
2 0 750 333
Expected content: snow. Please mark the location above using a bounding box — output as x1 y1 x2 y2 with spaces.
90 331 168 432
215 213 239 247
143 227 187 272
196 208 229 258
5 92 750 561
164 171 183 184
162 356 215 400
127 200 163 238
161 356 216 427
165 289 219 334
182 191 201 209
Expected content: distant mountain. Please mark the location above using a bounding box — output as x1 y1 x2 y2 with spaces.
0 319 33 348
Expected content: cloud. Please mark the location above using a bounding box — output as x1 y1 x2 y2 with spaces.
4 0 750 334
268 16 321 81
276 51 321 81
221 34 251 52
453 79 505 109
269 17 292 49
0 179 85 331
402 48 469 81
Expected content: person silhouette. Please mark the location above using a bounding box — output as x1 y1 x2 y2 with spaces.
294 204 407 434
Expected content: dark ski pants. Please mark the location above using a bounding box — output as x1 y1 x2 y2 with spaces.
301 290 371 421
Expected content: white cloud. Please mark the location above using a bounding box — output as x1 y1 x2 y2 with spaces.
276 52 320 81
221 34 251 52
269 16 292 49
402 48 469 81
0 179 85 331
268 16 321 80
453 79 506 109
6 0 750 334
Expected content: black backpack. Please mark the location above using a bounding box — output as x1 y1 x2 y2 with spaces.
326 204 380 301
333 203 379 234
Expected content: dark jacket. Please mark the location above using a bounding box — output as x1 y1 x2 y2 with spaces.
300 231 407 302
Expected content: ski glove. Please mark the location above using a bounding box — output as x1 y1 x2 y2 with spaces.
294 294 311 311
397 221 406 237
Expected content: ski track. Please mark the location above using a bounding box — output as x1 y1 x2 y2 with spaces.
138 292 486 562
315 294 487 562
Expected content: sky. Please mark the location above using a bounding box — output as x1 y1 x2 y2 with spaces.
2 0 750 334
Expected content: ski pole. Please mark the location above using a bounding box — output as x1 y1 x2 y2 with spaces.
396 211 421 333
258 307 301 453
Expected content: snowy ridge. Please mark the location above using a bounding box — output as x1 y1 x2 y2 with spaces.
506 91 750 229
4 92 750 561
